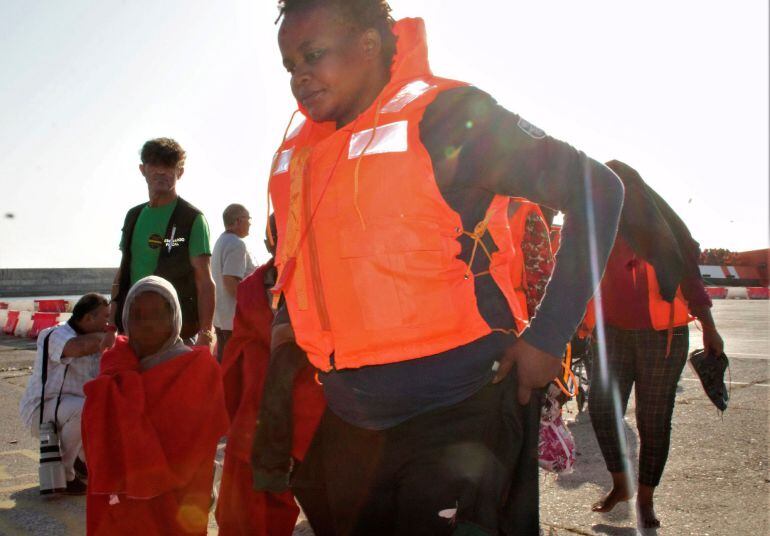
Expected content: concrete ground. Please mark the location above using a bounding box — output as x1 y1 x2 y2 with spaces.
0 300 766 535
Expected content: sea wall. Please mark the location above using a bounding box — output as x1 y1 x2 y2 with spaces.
0 268 116 297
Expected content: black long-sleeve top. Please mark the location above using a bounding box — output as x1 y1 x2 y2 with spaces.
316 87 624 429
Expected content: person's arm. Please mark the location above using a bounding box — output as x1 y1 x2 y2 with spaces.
222 275 241 299
191 255 216 345
62 333 106 358
109 268 121 325
189 213 215 346
681 276 724 355
221 239 248 300
644 185 725 356
421 88 624 403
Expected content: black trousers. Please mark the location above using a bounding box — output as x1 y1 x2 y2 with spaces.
291 371 542 536
589 325 689 487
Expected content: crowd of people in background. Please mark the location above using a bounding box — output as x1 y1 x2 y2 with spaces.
16 1 727 534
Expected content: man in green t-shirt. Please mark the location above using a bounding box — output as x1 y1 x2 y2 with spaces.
111 138 216 348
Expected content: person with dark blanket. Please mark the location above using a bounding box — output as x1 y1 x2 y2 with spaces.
111 138 216 348
82 276 228 535
267 1 624 534
588 160 724 529
216 260 325 535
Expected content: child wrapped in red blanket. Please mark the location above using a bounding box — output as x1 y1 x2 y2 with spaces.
82 276 228 535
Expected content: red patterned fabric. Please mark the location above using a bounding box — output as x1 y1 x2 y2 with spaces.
521 211 555 317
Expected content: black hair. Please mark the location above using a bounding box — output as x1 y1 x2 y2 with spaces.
140 137 186 169
277 0 397 69
71 293 109 322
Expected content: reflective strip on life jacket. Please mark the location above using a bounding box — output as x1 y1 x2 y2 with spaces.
348 121 408 158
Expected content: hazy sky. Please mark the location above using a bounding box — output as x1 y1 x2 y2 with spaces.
0 0 767 268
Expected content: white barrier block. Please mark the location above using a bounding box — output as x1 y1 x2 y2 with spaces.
726 287 748 300
0 309 7 328
7 300 35 312
58 313 72 323
14 311 33 337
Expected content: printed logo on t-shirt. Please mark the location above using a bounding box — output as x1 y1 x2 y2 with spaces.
148 233 164 249
148 233 186 251
163 237 186 252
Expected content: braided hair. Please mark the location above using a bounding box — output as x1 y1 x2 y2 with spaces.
277 0 397 69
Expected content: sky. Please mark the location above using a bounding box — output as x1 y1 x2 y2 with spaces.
0 0 767 268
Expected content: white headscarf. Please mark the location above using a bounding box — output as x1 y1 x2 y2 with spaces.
122 275 188 369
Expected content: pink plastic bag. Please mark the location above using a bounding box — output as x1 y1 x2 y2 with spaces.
538 393 576 474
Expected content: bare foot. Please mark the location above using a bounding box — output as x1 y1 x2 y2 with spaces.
637 500 660 528
591 485 633 512
636 484 661 528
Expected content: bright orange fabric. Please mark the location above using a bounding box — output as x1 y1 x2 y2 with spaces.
82 339 228 536
646 263 691 330
269 18 526 371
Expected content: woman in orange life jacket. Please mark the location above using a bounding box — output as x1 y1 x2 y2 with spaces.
267 1 623 534
587 160 724 529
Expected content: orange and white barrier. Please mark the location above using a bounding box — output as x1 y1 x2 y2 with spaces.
5 300 35 313
34 299 70 313
2 311 19 335
747 287 770 300
28 312 61 338
0 310 71 338
705 287 728 299
13 311 33 337
0 299 74 313
726 287 749 299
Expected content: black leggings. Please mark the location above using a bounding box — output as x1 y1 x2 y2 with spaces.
589 325 688 487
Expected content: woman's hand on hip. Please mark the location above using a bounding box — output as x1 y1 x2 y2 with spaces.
493 337 563 405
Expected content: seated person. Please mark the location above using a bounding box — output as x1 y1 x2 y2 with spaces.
82 276 228 535
19 293 111 494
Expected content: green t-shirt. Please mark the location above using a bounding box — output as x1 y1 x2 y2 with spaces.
120 199 211 285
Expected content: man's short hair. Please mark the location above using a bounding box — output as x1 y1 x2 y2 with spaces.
223 204 248 227
140 138 186 169
71 293 109 322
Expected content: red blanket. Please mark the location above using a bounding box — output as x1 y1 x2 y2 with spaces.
82 338 228 535
215 263 325 536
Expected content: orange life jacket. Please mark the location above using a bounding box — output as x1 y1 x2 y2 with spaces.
268 18 527 371
579 256 691 354
507 199 548 330
646 262 691 328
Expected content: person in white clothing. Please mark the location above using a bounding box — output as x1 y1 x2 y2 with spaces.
211 203 255 362
19 293 113 494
